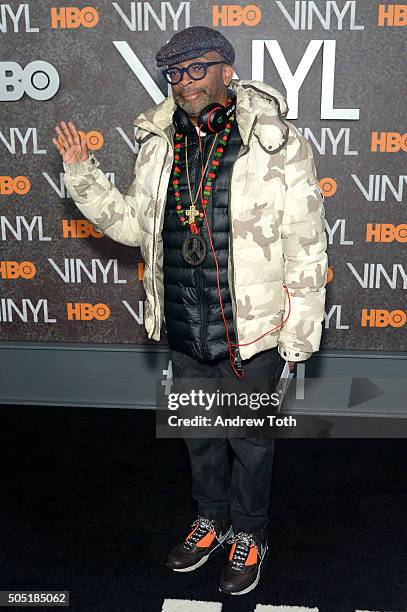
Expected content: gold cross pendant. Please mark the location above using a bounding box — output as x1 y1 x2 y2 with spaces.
185 204 200 225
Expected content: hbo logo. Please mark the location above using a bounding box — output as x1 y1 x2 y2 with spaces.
0 61 59 101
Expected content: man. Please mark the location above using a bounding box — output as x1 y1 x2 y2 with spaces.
54 25 327 595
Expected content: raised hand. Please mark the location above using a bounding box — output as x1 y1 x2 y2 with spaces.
53 121 89 164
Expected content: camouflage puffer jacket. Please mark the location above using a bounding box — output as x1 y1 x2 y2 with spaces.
62 79 328 362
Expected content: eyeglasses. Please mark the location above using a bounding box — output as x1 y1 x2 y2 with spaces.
162 61 227 85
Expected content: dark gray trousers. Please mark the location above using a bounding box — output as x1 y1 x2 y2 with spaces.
170 346 285 533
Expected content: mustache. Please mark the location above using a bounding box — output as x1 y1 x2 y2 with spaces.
178 88 207 96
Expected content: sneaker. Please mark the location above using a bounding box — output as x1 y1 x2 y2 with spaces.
218 528 268 595
166 515 233 572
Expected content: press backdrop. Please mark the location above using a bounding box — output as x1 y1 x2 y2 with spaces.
1 1 405 351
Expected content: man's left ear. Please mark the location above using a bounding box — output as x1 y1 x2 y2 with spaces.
223 64 234 87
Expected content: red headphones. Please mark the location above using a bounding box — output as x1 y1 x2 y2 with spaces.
173 92 237 136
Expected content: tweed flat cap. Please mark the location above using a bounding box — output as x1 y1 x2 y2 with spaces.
156 25 235 67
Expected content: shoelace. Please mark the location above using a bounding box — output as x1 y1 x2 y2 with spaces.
227 531 257 570
184 516 217 550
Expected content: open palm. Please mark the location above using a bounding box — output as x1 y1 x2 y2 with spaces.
53 120 89 164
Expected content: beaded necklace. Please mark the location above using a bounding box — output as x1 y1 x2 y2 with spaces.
171 113 236 235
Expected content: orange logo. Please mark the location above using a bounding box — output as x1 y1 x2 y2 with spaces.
62 220 104 238
212 4 261 26
378 4 407 26
0 176 30 195
83 130 103 150
327 267 334 283
366 223 407 243
67 303 110 320
319 177 337 199
137 262 144 281
50 6 99 29
361 309 406 328
0 261 36 279
57 130 103 152
371 132 407 152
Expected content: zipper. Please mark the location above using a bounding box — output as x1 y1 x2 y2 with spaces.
151 140 170 338
193 133 209 359
195 267 208 360
193 139 203 230
192 130 218 237
227 117 258 355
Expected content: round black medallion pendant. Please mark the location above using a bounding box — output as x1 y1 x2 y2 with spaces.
182 234 207 266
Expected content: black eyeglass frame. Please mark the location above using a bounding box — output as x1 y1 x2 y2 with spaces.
161 61 227 84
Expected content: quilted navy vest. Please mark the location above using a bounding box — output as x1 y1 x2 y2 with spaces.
162 111 243 362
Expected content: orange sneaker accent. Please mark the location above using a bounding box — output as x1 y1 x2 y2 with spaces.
196 532 216 548
244 544 258 566
186 525 199 540
228 542 236 560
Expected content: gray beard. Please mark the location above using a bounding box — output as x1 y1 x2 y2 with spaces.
174 91 213 118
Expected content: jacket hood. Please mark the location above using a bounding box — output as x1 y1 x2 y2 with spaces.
133 79 289 151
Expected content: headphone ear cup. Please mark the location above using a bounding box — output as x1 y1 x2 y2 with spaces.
173 107 195 135
199 103 228 134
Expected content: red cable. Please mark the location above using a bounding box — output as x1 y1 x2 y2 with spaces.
195 121 292 379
